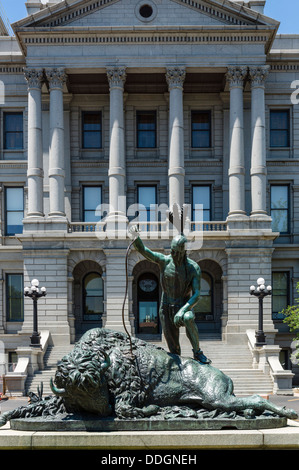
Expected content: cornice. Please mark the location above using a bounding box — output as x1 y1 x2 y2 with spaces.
18 28 271 47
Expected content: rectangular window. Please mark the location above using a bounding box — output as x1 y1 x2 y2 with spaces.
82 111 102 149
272 272 289 320
191 111 211 148
4 112 23 150
270 110 290 148
192 185 211 222
83 186 102 222
136 111 156 148
5 187 24 236
138 185 157 223
6 274 23 322
270 185 289 233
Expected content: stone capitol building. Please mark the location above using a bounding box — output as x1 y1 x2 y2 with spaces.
0 0 298 396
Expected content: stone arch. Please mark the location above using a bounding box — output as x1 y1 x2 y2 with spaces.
131 259 161 338
189 255 224 335
70 254 106 338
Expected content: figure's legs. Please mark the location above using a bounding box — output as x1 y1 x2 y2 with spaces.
183 311 211 364
159 306 181 355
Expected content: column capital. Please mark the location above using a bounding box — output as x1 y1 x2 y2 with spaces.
24 68 44 90
106 66 127 89
45 68 67 91
166 66 186 90
249 65 270 88
226 66 247 88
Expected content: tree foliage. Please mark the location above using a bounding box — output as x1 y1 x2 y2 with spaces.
282 282 299 363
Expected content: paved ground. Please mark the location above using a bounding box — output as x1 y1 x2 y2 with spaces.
1 390 299 419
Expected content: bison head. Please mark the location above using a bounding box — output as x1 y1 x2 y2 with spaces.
50 346 112 417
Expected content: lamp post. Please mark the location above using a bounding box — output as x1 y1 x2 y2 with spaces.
24 279 46 348
250 277 272 347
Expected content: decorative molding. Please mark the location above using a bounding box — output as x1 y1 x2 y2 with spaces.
269 63 299 71
0 66 25 74
249 65 270 87
39 0 120 28
171 0 257 26
24 67 44 90
29 0 261 29
225 66 247 88
106 66 127 89
45 68 67 90
166 66 186 90
22 32 269 46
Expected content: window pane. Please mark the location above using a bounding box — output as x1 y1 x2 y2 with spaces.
138 186 156 208
271 186 289 233
193 186 211 221
4 113 23 150
272 272 289 319
83 131 101 149
271 210 288 233
270 111 289 147
7 212 23 235
137 112 156 148
82 112 101 149
138 301 158 333
6 188 24 235
6 274 23 322
138 186 156 222
83 187 102 222
271 186 288 209
270 111 289 130
84 273 103 319
6 187 23 211
191 112 211 148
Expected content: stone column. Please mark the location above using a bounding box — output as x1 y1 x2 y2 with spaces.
226 66 247 219
24 68 44 218
45 68 67 218
166 66 186 210
106 67 127 223
249 66 270 219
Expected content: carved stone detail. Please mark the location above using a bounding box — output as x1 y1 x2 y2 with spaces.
24 68 44 89
249 65 270 87
226 66 247 88
106 66 127 89
45 68 67 90
166 66 186 90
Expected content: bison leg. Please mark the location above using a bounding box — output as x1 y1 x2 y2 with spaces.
209 394 298 420
115 401 160 419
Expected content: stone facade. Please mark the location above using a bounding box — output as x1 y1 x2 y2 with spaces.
0 0 298 384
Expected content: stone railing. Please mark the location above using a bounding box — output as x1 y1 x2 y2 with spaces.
247 329 294 395
68 220 228 235
3 331 50 397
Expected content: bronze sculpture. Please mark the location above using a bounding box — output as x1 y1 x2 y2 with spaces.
129 225 211 364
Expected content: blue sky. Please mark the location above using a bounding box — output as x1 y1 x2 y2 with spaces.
0 0 298 33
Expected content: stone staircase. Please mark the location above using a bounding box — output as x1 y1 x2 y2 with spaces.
25 335 274 397
154 335 274 397
25 344 74 397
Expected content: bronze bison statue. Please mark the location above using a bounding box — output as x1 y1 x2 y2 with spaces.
50 328 297 420
0 328 297 427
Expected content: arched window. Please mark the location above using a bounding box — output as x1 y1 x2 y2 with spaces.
194 272 213 321
137 272 159 334
83 272 103 321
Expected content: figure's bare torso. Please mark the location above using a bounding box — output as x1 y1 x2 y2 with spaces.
160 256 197 305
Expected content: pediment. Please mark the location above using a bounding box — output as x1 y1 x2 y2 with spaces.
12 0 279 30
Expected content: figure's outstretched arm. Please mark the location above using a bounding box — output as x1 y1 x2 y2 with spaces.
129 225 166 266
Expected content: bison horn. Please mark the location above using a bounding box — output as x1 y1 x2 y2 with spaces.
50 377 66 396
100 351 111 373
